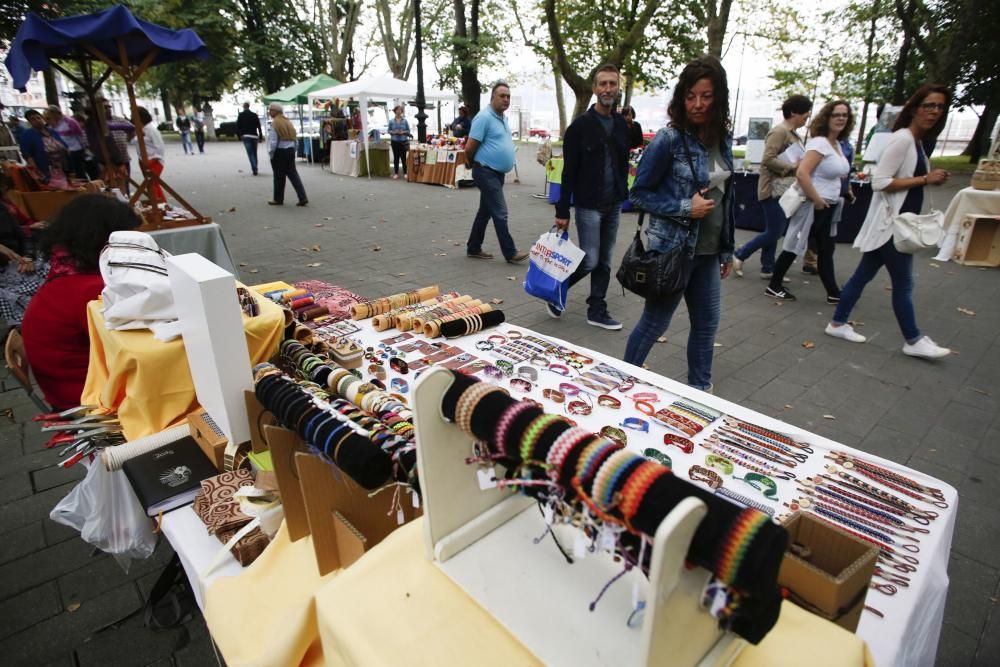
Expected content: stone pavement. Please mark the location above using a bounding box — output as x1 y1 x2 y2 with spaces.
1 139 998 666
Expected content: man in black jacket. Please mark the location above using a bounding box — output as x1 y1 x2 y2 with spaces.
237 102 263 175
551 64 629 330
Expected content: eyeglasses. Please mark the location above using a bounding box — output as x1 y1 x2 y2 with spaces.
919 102 946 111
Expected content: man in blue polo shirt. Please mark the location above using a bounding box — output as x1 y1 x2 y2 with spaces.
465 82 528 263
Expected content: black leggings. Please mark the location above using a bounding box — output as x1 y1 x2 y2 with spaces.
770 206 840 297
391 142 408 175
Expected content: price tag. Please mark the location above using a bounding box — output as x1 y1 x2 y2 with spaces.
477 467 497 490
411 491 421 509
396 508 405 525
573 531 587 559
542 503 554 526
598 527 617 554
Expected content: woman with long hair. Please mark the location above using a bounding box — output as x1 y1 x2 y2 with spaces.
764 100 853 301
266 103 308 206
21 195 142 408
825 84 952 359
625 55 735 391
388 105 411 179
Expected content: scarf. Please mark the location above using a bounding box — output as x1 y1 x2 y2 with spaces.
46 245 92 281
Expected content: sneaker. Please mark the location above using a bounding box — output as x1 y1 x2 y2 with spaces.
802 265 818 275
902 336 950 359
587 312 623 330
507 251 530 264
826 295 841 305
467 251 494 260
545 302 563 319
825 322 866 343
765 286 796 301
392 174 399 180
732 257 744 277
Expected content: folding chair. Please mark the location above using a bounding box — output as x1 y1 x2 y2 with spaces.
4 329 49 412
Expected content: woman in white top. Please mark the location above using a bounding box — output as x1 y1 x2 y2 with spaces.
766 101 852 302
825 84 951 359
133 106 166 203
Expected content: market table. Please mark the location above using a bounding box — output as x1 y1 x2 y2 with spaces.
328 140 391 177
406 146 472 188
160 505 243 609
935 186 1000 261
297 135 323 163
170 315 953 667
80 295 284 440
150 222 238 276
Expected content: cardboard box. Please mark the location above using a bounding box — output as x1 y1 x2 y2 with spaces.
954 215 1000 267
188 409 229 471
7 189 80 221
777 512 878 632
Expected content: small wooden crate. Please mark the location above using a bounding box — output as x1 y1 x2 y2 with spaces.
954 214 1000 267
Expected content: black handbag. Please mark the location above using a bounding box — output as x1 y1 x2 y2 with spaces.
616 134 701 299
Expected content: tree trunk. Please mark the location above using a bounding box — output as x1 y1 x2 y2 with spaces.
706 0 734 57
43 69 59 106
552 55 567 136
856 99 871 156
624 71 635 110
962 101 999 162
891 0 914 104
161 89 173 122
204 103 217 140
454 0 481 115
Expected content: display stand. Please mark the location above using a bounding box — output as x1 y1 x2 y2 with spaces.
412 366 745 667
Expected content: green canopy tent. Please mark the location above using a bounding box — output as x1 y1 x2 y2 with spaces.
263 74 340 141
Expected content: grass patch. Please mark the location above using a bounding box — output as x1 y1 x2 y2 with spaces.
931 155 978 174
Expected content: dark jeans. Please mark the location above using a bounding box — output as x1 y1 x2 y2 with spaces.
770 206 840 297
467 165 517 259
270 147 307 204
566 206 620 316
833 240 920 342
67 149 88 179
735 196 786 273
242 137 259 174
624 254 721 390
195 131 205 153
391 142 408 175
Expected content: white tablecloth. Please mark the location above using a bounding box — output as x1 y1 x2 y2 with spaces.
150 223 238 276
935 186 1000 261
160 505 243 610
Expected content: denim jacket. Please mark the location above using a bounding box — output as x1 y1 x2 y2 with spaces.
629 126 735 263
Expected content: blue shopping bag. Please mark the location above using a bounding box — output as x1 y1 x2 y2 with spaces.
523 228 586 310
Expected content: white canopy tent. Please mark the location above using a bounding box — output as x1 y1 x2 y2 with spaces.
307 75 458 177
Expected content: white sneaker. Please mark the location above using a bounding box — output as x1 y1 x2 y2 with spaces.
732 257 743 277
825 323 866 343
902 336 950 359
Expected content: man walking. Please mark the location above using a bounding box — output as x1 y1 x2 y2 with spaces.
465 82 528 263
176 113 193 155
550 64 629 330
237 102 263 175
193 113 206 154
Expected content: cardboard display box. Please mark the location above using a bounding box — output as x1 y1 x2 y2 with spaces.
189 409 229 471
954 215 1000 267
777 512 878 632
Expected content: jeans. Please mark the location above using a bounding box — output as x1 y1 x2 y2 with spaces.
735 197 786 273
467 165 517 259
624 254 721 390
195 131 205 153
242 137 259 174
270 147 307 204
833 240 920 342
180 131 192 154
391 142 408 175
566 206 620 316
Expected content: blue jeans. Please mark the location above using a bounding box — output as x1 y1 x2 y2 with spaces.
566 206 620 315
735 197 786 273
242 137 259 174
624 254 721 390
467 165 517 259
180 131 192 154
833 240 920 342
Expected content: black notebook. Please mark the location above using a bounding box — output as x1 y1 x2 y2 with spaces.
122 436 219 517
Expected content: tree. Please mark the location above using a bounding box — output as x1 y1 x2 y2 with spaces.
893 0 981 84
375 0 448 80
314 0 363 82
233 0 325 94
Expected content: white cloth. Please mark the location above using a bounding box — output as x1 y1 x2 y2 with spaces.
135 124 166 162
934 187 1000 261
99 231 181 340
853 129 922 252
782 201 815 255
803 137 849 201
149 223 239 276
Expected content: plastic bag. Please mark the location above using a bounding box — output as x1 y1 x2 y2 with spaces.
50 459 157 571
523 228 586 310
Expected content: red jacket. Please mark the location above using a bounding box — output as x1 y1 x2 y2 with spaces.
21 273 104 410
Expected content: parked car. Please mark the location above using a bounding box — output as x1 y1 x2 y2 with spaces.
529 127 550 139
215 121 240 138
157 121 174 132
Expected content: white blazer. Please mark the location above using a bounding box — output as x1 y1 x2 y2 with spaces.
853 128 926 253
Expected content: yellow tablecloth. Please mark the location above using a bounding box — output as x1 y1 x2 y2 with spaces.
81 295 284 440
313 520 873 667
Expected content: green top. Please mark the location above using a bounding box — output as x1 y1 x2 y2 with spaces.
695 143 727 256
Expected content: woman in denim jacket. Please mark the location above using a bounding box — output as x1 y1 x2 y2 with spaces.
624 55 735 391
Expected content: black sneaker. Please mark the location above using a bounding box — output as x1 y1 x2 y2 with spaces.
765 286 796 301
802 265 818 275
826 295 841 304
586 312 623 330
546 302 563 319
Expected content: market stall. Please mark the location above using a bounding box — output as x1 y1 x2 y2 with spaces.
406 143 472 188
262 73 340 137
935 186 1000 262
327 139 391 177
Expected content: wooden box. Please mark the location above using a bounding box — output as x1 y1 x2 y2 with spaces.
953 215 1000 267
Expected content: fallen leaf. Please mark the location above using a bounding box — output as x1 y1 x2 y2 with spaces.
642 363 649 369
971 388 991 396
768 330 776 335
930 262 940 268
848 320 864 328
311 244 321 252
802 340 815 349
452 242 462 246
884 286 893 291
248 269 259 274
506 275 516 280
324 216 332 221
238 262 247 267
306 262 322 268
490 298 504 304
823 414 836 420
314 223 324 227
66 602 81 613
228 206 236 212
435 253 447 256
713 343 723 348
784 404 793 409
656 336 668 343
396 273 407 277
372 245 382 252
957 307 976 316
299 247 307 251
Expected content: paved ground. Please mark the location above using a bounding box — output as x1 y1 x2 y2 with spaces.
1 139 998 666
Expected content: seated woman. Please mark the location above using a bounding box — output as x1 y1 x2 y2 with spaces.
21 195 142 409
0 175 48 326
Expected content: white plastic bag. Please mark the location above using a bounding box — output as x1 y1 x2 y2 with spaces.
50 460 157 570
523 228 586 309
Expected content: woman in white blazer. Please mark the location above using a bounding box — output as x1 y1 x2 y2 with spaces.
824 84 952 359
